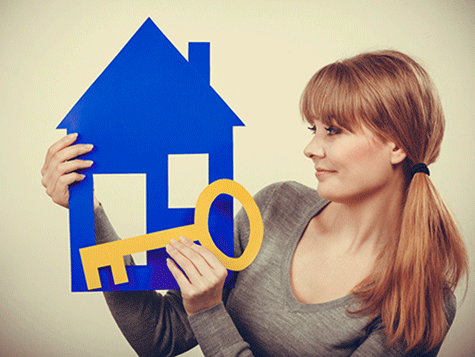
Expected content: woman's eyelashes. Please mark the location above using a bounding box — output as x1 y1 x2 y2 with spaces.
307 125 341 136
324 126 341 136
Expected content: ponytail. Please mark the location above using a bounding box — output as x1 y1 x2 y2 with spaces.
357 171 469 352
352 171 468 352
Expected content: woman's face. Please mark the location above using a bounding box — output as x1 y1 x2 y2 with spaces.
304 120 404 204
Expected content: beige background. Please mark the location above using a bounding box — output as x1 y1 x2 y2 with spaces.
1 1 474 356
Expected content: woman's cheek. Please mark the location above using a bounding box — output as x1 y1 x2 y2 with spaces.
345 141 373 162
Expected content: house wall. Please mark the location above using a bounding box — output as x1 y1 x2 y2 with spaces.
1 1 474 356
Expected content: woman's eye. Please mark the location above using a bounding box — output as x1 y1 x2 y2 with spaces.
324 126 340 135
308 126 316 134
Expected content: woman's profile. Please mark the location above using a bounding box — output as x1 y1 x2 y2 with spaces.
41 49 468 356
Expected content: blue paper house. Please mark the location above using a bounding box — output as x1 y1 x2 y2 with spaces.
58 18 244 291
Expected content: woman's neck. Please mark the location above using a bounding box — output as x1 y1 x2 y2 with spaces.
315 179 406 257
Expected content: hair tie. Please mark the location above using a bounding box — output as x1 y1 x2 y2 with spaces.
410 163 430 179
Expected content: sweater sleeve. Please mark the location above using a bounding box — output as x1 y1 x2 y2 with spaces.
350 326 440 357
187 302 253 357
95 205 197 357
186 184 283 357
350 292 457 357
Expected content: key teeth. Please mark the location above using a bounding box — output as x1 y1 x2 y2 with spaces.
80 245 130 290
86 279 102 290
110 258 129 286
80 247 102 290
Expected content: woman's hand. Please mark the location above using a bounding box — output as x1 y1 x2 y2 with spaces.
166 236 227 315
41 133 98 209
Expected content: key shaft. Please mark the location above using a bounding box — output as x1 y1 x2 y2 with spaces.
80 224 196 290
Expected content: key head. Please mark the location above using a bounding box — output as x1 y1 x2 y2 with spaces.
194 179 263 271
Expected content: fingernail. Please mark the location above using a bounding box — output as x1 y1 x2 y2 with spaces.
69 133 78 138
180 236 191 243
85 160 94 166
85 144 94 150
170 239 178 246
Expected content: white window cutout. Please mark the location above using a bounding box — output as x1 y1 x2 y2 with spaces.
168 154 209 208
93 174 147 265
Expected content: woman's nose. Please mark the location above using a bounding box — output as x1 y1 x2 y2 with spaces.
304 135 325 159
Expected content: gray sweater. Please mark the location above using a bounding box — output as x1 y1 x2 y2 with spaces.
95 181 456 357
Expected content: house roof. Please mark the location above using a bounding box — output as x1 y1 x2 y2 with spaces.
57 18 244 172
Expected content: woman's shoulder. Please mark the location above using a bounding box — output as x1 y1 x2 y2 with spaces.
254 181 327 208
234 181 327 234
444 288 457 327
242 181 330 231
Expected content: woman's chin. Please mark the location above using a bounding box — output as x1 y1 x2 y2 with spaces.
316 186 335 201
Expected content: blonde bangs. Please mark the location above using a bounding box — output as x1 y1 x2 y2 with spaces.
300 62 369 133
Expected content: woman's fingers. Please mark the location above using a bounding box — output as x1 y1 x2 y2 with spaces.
167 237 227 280
42 159 93 190
49 172 86 206
180 236 226 271
41 133 78 175
166 239 208 281
166 236 227 315
54 143 94 165
41 133 94 208
42 134 93 176
166 258 192 288
43 143 94 179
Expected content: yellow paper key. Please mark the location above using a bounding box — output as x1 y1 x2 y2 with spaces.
79 179 263 290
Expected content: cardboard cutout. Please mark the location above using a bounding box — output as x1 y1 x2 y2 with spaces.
57 18 260 291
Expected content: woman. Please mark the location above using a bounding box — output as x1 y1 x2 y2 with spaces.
42 50 468 356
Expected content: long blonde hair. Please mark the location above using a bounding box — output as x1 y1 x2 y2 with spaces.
300 50 468 353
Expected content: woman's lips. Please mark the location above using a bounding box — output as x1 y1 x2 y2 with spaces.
315 168 336 178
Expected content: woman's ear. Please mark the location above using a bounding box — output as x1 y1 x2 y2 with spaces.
389 142 407 165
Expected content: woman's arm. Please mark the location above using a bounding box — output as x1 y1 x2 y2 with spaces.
41 135 198 355
351 291 456 357
95 205 198 356
162 184 284 356
160 184 283 356
349 327 440 357
97 202 256 356
42 135 257 356
165 234 254 357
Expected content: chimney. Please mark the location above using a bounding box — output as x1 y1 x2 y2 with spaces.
188 42 210 84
